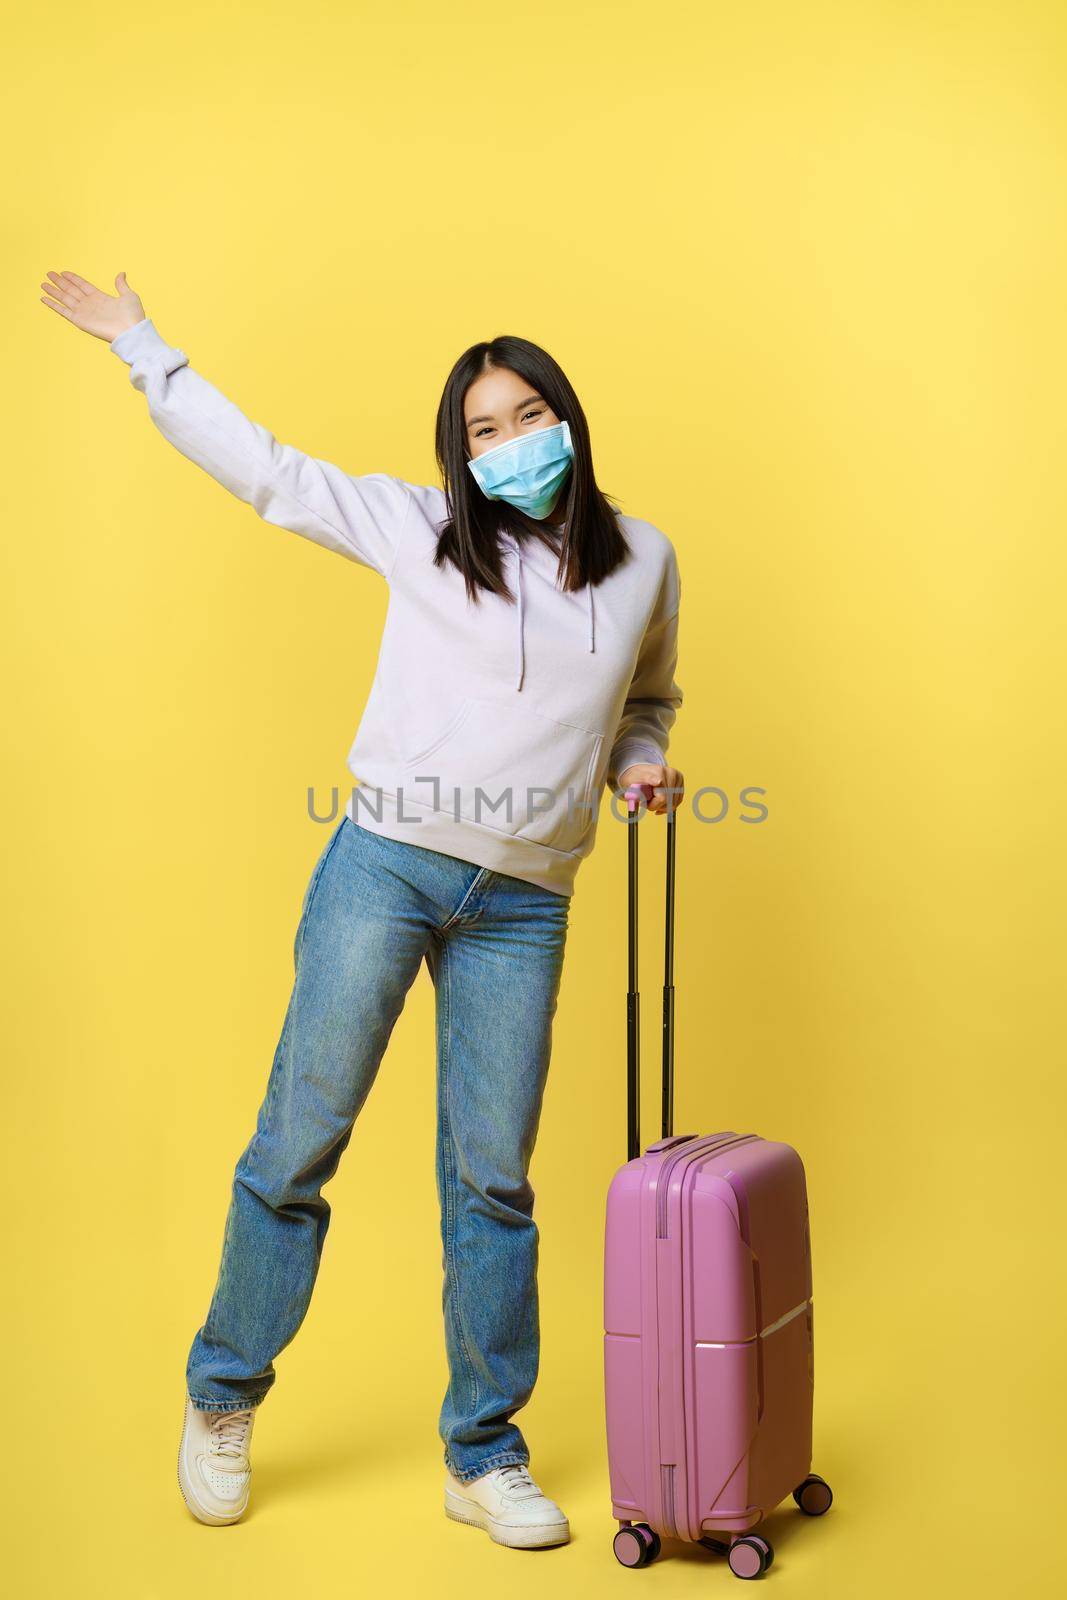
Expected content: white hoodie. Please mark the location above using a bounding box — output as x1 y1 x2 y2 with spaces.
110 318 683 896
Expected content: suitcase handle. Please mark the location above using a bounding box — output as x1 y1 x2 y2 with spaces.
624 782 678 1161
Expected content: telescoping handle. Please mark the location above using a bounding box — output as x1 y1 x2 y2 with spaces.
624 783 678 1162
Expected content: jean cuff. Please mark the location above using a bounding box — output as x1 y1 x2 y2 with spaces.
188 1392 268 1414
446 1448 531 1485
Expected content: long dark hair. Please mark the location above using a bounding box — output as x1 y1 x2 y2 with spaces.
432 334 631 603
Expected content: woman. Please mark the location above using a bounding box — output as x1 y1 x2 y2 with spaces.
40 269 685 1548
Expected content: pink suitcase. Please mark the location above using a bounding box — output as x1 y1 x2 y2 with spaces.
603 786 833 1578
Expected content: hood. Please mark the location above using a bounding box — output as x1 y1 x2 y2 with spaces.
501 530 596 692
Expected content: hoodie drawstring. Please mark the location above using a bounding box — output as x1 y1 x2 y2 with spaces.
515 547 526 691
509 538 596 693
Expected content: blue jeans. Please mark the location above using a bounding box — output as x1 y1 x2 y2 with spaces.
185 815 570 1483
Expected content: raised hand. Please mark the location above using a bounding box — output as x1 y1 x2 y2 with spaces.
39 269 146 343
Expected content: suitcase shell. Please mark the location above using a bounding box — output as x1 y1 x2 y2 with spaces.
603 1129 815 1540
604 787 828 1568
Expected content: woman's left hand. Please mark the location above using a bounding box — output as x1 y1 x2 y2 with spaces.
618 762 685 815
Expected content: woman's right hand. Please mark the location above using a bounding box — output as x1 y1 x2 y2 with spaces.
39 269 146 343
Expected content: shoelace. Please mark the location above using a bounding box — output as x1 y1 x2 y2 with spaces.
208 1409 254 1459
493 1463 541 1498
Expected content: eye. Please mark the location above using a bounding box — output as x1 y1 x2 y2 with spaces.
472 408 546 439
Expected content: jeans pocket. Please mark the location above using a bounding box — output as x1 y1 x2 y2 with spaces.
294 815 347 963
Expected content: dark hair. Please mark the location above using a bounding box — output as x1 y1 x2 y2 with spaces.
432 334 631 604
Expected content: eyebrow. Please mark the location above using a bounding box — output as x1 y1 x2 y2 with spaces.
466 395 546 429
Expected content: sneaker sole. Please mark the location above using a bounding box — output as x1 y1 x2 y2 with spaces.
444 1487 570 1549
177 1404 249 1527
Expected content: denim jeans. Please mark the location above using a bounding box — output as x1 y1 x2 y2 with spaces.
185 814 570 1483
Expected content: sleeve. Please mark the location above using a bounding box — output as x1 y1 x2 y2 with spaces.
606 551 683 790
109 317 411 578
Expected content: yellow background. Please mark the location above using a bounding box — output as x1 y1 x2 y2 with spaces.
5 2 1064 1595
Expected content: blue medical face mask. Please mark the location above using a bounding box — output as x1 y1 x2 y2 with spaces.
466 419 574 520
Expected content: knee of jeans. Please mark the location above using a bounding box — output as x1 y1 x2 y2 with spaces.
462 1165 536 1220
237 1119 347 1208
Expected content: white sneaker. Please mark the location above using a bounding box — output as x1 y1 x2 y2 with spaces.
178 1396 256 1525
444 1462 570 1549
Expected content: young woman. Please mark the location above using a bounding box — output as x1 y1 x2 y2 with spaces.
40 269 684 1549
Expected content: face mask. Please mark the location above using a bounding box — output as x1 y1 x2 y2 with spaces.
466 419 574 520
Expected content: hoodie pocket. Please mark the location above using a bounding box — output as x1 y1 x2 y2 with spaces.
402 696 603 854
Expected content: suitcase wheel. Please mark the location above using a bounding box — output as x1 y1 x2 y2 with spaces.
793 1473 834 1516
613 1523 660 1568
728 1535 773 1579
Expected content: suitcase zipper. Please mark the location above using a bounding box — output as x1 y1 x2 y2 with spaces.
655 1134 759 1543
655 1134 756 1238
